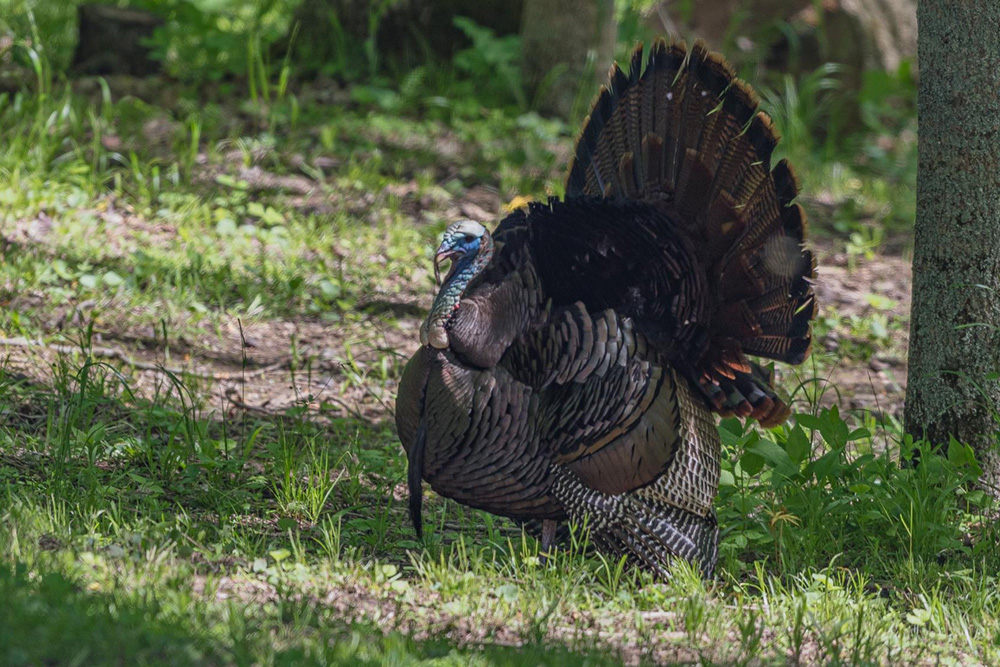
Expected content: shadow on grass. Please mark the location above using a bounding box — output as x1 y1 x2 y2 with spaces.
2 366 599 663
0 563 617 666
0 362 526 567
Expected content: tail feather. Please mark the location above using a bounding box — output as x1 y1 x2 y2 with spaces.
565 39 815 425
408 421 427 539
772 159 801 205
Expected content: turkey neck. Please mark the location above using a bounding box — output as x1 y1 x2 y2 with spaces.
446 242 547 369
423 237 494 349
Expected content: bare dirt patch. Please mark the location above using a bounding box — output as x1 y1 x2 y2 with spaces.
808 238 911 420
2 233 913 428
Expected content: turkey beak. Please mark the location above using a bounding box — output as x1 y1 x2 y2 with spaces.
434 248 460 286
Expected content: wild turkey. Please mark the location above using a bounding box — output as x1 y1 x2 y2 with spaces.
395 40 815 577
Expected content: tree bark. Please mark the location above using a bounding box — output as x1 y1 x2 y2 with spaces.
905 0 1000 488
520 0 617 118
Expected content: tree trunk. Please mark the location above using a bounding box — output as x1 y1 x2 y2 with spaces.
520 0 617 118
905 0 1000 489
277 0 522 77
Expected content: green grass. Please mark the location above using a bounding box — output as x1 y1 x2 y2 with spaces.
0 564 623 666
0 75 565 335
2 351 998 664
2 4 997 664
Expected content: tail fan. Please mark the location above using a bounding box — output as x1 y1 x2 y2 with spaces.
565 40 815 426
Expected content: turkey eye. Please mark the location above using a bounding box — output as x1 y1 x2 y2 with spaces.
463 235 475 242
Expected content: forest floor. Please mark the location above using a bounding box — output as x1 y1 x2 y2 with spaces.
0 186 913 428
1 71 996 665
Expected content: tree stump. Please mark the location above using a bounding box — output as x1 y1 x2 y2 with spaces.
71 4 163 77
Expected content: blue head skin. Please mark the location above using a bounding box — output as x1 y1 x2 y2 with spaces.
421 220 494 348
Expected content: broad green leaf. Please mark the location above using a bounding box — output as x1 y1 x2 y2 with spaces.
795 413 823 430
864 293 897 310
784 425 811 463
102 270 124 287
740 450 765 476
